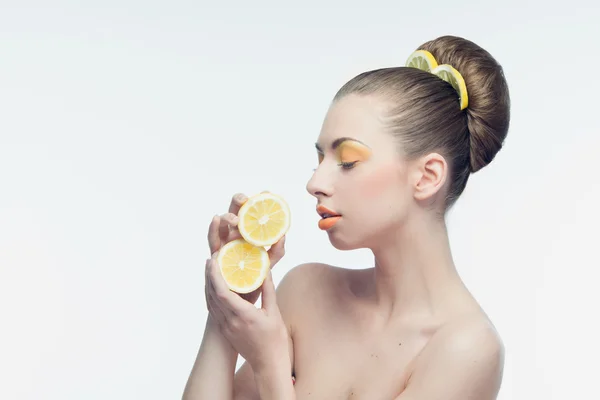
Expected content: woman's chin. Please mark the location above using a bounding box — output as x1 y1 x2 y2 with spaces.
326 229 364 251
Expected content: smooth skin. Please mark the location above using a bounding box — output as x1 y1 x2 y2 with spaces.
183 94 504 400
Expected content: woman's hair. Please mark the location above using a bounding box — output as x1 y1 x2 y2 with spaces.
332 35 511 209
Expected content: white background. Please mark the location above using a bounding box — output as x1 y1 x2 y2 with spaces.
1 1 599 399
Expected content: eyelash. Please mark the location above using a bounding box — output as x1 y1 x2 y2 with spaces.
312 161 358 172
314 153 358 171
338 161 358 170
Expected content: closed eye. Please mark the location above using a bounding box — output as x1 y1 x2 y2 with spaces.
339 161 358 170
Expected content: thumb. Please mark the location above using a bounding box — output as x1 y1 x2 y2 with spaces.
260 270 278 311
267 235 286 267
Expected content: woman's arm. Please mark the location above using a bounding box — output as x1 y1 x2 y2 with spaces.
183 195 300 399
182 316 238 400
183 262 299 400
231 264 306 400
181 307 295 400
232 347 295 400
182 192 291 400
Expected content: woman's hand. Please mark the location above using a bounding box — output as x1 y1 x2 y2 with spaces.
203 192 289 371
206 192 286 305
205 252 290 372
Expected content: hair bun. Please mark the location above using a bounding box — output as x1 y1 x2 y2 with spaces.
418 35 511 172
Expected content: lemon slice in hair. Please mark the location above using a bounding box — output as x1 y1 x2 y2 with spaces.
405 50 439 72
432 64 469 110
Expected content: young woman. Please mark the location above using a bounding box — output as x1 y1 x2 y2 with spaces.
183 35 511 400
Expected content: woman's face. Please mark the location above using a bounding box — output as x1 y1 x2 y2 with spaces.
306 94 415 250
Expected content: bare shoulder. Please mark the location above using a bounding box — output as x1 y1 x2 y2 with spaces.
425 315 504 366
401 313 505 399
276 262 345 303
275 262 352 320
277 262 335 288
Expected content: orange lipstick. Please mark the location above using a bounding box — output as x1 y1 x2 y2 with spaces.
318 216 341 230
317 205 341 230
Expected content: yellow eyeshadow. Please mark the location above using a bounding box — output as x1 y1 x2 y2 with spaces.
336 141 372 162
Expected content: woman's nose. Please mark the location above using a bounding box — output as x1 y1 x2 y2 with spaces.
306 165 333 198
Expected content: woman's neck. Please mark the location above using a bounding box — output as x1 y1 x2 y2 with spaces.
367 213 466 322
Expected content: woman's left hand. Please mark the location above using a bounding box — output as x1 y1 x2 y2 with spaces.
205 252 290 373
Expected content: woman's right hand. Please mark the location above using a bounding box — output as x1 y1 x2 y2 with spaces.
205 192 286 306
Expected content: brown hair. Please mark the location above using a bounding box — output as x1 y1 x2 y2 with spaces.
332 35 511 209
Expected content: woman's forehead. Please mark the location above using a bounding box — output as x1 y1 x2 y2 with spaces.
317 95 393 150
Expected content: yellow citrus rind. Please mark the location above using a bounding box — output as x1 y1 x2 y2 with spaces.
237 192 291 247
217 238 270 294
405 50 439 73
432 64 469 110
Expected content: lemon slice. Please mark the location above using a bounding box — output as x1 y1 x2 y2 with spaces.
237 192 291 247
432 64 469 110
217 238 270 294
405 50 439 73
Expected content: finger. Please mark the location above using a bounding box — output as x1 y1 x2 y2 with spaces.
260 270 278 311
205 257 217 303
206 283 221 318
208 295 228 328
205 257 216 308
207 215 221 255
228 193 248 215
267 235 286 267
209 253 255 315
205 259 229 324
218 212 239 243
208 280 235 321
205 258 236 319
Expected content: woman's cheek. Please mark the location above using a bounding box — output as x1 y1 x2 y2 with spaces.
357 164 400 199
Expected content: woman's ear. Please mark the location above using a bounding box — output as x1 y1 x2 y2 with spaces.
412 153 448 201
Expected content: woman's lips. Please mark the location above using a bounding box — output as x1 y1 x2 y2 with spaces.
316 205 341 230
318 216 341 230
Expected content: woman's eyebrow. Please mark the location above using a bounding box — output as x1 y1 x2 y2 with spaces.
314 137 370 152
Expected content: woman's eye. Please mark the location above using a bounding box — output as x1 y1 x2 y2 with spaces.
339 161 358 170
